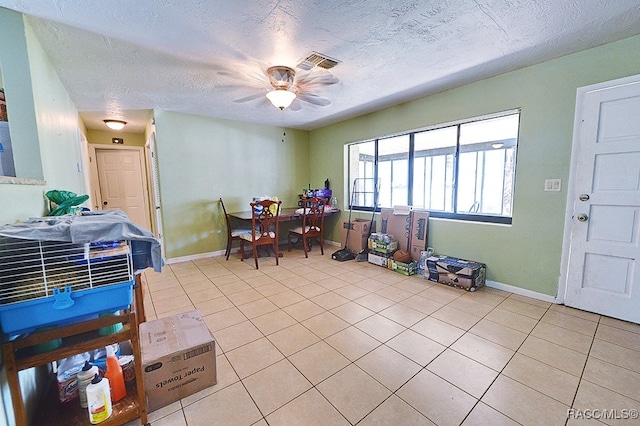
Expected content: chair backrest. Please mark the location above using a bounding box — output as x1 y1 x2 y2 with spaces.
250 199 282 242
302 197 327 233
219 197 232 229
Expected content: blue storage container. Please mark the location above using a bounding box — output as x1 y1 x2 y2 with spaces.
0 237 135 339
0 280 134 337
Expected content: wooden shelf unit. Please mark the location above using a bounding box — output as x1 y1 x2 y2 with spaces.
1 311 148 426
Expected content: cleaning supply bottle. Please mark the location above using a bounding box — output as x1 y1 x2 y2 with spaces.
86 374 112 424
104 345 126 402
418 250 429 278
77 361 99 408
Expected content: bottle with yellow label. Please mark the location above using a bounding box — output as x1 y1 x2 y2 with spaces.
86 374 112 424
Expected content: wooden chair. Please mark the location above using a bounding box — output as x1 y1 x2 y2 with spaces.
288 197 327 258
219 198 253 260
239 199 282 269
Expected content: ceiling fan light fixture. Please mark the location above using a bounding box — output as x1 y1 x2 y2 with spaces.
103 119 127 130
266 89 296 110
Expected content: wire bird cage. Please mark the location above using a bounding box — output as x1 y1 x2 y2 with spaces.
0 236 135 337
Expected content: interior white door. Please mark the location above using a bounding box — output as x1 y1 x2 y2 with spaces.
564 76 640 324
96 147 152 231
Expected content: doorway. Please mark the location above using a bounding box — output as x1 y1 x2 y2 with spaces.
561 74 640 324
90 145 152 231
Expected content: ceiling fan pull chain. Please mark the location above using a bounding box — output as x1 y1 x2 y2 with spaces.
281 109 286 143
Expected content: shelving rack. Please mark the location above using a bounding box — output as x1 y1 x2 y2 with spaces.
1 278 148 426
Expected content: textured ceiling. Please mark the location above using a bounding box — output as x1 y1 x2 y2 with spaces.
2 0 640 132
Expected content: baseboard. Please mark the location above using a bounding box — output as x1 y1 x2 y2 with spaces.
165 251 221 264
486 280 560 304
166 239 342 265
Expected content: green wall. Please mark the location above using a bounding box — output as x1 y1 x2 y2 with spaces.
0 9 86 226
0 8 42 182
0 10 86 426
310 34 640 296
86 129 146 146
153 110 310 259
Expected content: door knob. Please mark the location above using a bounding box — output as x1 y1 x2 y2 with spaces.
579 194 590 201
103 201 108 206
577 213 589 222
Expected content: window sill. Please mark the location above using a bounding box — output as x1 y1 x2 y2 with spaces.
0 176 46 185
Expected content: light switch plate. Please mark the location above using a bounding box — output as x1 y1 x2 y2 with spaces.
544 178 561 192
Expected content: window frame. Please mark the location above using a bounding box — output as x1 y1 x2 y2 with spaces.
347 109 520 225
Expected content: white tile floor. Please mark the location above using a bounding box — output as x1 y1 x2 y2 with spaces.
129 249 640 426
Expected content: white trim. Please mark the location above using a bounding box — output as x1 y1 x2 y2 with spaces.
486 280 560 304
166 251 221 264
165 239 343 264
162 256 560 306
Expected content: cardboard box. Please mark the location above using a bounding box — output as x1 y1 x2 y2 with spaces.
341 219 375 253
409 210 430 261
140 310 217 412
368 236 398 254
426 256 486 291
368 252 392 267
380 207 412 251
388 259 418 276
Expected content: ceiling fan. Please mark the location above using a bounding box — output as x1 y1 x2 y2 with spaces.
228 54 340 111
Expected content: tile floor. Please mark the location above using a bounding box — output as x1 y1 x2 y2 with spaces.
128 249 640 426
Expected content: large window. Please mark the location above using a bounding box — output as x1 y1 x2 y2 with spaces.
347 110 520 224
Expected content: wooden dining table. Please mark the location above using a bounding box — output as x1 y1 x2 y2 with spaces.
227 207 339 222
226 207 339 258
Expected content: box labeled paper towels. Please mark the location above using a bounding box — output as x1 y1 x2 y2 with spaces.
140 310 217 412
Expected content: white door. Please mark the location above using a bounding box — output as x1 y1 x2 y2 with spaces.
96 147 152 231
563 75 640 324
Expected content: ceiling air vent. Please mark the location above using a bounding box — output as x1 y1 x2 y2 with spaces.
296 52 340 71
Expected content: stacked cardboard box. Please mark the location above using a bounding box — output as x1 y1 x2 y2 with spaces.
380 207 429 261
340 219 375 253
368 234 398 254
388 258 418 276
367 252 392 267
367 233 396 268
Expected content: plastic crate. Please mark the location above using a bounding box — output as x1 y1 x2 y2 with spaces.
0 279 133 337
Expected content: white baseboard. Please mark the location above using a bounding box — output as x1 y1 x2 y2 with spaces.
486 280 560 304
166 251 559 306
166 240 342 265
165 251 221 264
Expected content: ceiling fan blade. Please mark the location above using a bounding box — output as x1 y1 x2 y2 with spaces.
297 93 331 107
296 72 339 88
289 99 303 111
233 92 267 103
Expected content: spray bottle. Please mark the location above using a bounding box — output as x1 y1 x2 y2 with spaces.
104 344 126 402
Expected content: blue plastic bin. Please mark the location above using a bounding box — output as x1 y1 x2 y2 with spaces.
0 280 133 338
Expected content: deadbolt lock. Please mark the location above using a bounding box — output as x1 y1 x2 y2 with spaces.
577 213 589 222
579 194 590 201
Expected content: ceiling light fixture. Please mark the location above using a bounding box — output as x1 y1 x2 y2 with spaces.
266 89 296 110
265 66 297 110
103 119 127 130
